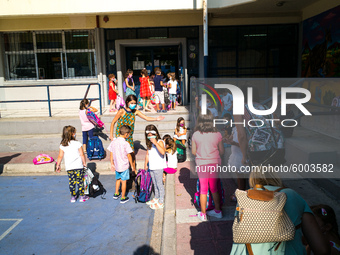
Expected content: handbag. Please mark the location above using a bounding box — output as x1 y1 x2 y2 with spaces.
232 185 295 251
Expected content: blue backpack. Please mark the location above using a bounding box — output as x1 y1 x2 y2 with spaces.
194 178 225 210
87 136 105 160
133 169 153 203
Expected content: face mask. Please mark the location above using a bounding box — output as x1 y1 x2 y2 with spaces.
129 104 136 110
180 123 184 127
128 74 132 78
73 134 76 139
148 136 157 140
207 103 212 107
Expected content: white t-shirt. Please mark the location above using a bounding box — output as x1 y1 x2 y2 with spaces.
167 150 178 169
148 140 166 170
168 80 178 95
222 93 233 111
59 140 83 171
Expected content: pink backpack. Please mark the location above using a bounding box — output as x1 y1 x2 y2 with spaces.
116 95 125 109
33 154 54 165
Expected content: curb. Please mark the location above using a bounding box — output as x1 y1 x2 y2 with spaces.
161 173 177 255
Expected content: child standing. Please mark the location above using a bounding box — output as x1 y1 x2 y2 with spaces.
139 68 152 112
79 99 97 153
125 69 136 96
56 125 88 203
153 68 166 113
173 117 187 145
144 124 166 209
163 137 178 184
168 72 178 110
191 110 224 221
107 125 136 204
108 74 118 112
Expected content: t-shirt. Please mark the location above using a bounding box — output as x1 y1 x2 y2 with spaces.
153 75 163 91
168 80 178 94
167 150 178 169
222 93 233 111
230 186 313 255
59 140 83 171
192 131 222 166
79 109 94 132
208 107 219 117
148 140 166 170
107 137 133 172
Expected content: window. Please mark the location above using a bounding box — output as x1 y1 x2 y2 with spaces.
3 30 96 80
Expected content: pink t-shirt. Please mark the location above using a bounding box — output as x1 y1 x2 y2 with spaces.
107 137 133 172
79 109 94 131
192 131 222 166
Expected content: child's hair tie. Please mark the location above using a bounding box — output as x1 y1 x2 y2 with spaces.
321 208 327 216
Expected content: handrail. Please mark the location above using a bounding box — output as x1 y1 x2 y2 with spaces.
0 83 102 117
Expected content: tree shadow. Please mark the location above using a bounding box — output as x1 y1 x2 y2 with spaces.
0 153 21 175
133 244 160 255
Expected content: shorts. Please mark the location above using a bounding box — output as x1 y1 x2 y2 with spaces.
115 169 130 181
154 91 165 104
169 94 177 103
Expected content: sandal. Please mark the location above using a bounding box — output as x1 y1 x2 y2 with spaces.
146 198 158 205
150 201 164 210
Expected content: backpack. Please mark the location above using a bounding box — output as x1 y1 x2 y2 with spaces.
86 109 107 132
232 185 296 253
116 95 125 109
33 154 54 165
175 140 186 163
123 81 127 93
88 175 106 199
150 93 156 104
244 103 285 166
194 179 225 210
163 87 170 105
87 136 105 160
133 169 153 203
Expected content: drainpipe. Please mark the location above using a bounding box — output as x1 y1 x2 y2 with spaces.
203 0 208 78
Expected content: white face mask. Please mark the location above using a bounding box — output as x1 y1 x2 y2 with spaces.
73 134 76 139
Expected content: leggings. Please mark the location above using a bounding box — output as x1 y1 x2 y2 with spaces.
196 164 219 195
150 169 165 203
67 169 84 196
82 128 94 145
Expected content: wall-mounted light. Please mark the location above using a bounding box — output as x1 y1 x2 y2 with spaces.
103 16 109 23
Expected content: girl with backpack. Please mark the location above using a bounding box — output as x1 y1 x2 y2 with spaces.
79 99 97 154
144 124 166 210
191 110 224 221
56 125 89 203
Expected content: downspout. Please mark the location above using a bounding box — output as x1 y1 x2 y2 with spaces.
203 0 208 78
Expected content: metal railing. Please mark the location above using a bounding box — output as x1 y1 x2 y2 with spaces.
0 83 102 117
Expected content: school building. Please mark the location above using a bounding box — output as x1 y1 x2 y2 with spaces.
0 0 339 110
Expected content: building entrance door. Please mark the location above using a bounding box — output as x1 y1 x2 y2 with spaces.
126 46 179 77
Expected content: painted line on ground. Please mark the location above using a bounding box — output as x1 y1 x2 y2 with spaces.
0 219 23 241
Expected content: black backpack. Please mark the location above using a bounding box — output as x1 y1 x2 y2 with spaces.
89 176 106 199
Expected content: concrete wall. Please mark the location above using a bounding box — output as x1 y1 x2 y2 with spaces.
302 0 340 20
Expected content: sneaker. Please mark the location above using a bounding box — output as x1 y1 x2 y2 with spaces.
157 110 161 113
70 196 76 203
79 195 89 203
146 198 158 205
161 110 167 113
207 209 222 219
197 212 207 222
120 197 129 204
113 193 121 200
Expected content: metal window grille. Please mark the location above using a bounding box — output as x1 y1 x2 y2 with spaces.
2 30 97 80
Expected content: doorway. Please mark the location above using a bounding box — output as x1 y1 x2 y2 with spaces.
126 46 179 77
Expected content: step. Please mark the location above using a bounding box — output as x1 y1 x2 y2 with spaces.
0 110 190 135
0 128 183 152
285 127 340 166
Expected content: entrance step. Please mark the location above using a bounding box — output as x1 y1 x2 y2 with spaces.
285 127 340 166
